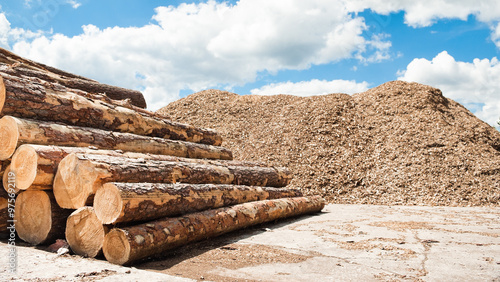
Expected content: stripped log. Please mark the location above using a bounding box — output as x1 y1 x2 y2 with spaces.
54 153 292 209
94 183 303 224
14 190 72 245
8 145 264 191
0 116 231 161
65 207 108 258
103 196 325 265
0 64 147 108
0 74 222 146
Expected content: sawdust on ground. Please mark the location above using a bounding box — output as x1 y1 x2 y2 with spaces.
158 81 500 207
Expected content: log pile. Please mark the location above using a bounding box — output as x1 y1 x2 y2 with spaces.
0 48 325 265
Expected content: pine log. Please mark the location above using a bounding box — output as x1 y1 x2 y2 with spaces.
94 183 303 224
14 190 73 245
0 47 95 83
8 145 262 191
65 207 108 258
54 153 292 209
0 115 231 161
0 74 222 146
103 196 325 265
2 163 51 194
0 64 147 108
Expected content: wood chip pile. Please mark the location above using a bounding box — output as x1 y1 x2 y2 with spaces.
159 82 500 207
0 48 325 265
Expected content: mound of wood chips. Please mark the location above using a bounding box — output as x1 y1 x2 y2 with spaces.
158 81 500 206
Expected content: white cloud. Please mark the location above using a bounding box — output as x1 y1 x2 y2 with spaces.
398 51 500 127
345 0 500 50
250 79 370 96
345 0 500 27
0 13 10 48
65 0 81 9
10 0 390 110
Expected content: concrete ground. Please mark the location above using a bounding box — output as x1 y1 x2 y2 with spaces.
1 204 500 281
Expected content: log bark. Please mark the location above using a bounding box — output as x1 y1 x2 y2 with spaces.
54 153 292 209
94 183 303 224
0 47 94 82
14 190 73 245
0 115 231 161
103 196 325 265
65 207 108 258
0 64 147 109
0 74 222 146
8 144 262 191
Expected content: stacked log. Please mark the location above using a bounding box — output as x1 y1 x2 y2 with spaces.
0 48 324 265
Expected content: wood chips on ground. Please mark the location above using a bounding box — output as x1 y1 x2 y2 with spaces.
157 81 500 207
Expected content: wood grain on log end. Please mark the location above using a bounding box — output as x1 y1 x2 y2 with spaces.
2 165 20 194
66 207 107 258
10 145 38 190
14 190 55 245
54 153 103 209
103 229 130 265
94 183 123 225
0 116 19 160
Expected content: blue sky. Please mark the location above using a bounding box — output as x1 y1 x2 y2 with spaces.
0 0 499 127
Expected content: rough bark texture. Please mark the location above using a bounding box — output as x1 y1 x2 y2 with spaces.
0 74 222 146
14 190 72 245
103 196 325 265
53 153 292 209
0 48 147 108
8 144 271 191
65 207 108 258
95 182 303 224
0 116 231 161
0 65 147 109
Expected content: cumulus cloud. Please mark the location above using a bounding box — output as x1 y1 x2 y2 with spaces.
10 0 390 110
398 51 500 127
250 79 370 96
345 0 500 27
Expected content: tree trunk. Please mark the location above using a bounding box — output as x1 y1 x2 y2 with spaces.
0 115 231 161
9 144 263 191
0 74 222 146
3 163 52 194
54 153 292 209
103 196 325 265
94 182 303 224
0 64 147 108
65 207 108 258
14 190 73 245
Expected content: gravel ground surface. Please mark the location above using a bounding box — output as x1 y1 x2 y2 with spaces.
159 81 500 206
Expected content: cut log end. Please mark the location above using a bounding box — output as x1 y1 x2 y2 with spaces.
65 207 106 258
53 153 99 209
10 145 38 190
2 165 20 194
102 229 130 265
14 190 52 245
0 116 19 160
94 183 123 224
